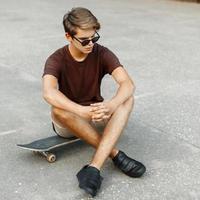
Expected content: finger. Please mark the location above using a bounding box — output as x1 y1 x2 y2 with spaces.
90 102 104 107
92 109 110 117
91 105 105 110
92 113 105 120
93 114 111 122
92 114 108 120
103 113 111 118
90 105 106 112
92 118 103 122
102 115 111 119
90 107 102 112
93 108 109 114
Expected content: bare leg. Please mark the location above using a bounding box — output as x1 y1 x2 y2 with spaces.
52 107 119 159
89 96 134 170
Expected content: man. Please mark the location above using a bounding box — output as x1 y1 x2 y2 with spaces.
42 7 146 197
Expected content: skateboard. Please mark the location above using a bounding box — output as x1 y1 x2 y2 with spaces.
17 135 81 163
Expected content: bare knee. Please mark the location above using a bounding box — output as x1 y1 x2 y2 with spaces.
51 107 75 122
112 96 134 116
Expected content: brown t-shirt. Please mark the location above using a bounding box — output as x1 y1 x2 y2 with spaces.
43 43 123 106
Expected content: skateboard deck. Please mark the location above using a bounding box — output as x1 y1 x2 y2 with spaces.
17 135 81 163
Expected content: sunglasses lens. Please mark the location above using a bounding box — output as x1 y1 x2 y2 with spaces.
92 36 99 43
81 36 100 46
82 40 90 46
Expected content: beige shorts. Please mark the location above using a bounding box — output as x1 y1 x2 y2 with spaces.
52 118 108 138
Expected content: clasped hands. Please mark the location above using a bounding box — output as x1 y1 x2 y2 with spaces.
89 101 114 122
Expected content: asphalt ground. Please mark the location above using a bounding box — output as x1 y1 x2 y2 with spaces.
0 0 200 199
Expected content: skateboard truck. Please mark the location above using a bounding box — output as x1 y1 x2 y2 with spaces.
33 151 57 163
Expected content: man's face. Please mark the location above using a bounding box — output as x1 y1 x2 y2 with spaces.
67 28 97 54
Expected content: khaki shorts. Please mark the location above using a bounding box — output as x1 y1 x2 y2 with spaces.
52 118 108 138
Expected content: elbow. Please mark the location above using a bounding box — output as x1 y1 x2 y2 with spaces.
43 91 52 103
132 84 136 94
129 80 136 94
43 93 49 102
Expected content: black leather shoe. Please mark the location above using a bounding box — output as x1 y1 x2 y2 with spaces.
76 165 103 197
112 150 146 177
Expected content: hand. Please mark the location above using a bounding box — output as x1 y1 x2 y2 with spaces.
78 106 93 121
90 101 115 122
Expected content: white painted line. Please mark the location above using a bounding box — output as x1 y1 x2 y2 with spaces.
0 129 17 136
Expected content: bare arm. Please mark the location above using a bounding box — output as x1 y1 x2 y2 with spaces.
109 66 135 110
42 75 83 116
90 66 135 121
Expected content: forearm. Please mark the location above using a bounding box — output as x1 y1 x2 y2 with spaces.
43 89 82 116
109 81 135 110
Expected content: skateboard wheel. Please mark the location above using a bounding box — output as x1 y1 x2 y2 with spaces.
33 151 38 155
46 153 56 163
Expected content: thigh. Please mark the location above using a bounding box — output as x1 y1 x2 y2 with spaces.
51 106 110 135
51 115 75 139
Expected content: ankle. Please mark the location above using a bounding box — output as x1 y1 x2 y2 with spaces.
88 163 101 171
110 149 119 159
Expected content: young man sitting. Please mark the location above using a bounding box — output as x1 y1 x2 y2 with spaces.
42 7 146 197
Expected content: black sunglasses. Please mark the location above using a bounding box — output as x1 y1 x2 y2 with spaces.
73 32 100 46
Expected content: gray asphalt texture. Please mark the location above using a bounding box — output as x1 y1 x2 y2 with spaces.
0 0 200 199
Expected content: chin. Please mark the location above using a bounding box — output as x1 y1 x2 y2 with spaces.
84 48 93 53
86 49 93 53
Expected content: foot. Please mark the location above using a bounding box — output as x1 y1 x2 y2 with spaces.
112 150 146 177
76 165 103 197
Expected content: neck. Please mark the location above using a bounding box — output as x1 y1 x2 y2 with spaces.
68 44 88 61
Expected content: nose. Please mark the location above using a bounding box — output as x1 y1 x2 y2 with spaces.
88 40 93 46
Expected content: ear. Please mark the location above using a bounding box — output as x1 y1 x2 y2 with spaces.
65 32 72 42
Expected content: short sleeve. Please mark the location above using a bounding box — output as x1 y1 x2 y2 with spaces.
101 47 123 75
42 51 62 79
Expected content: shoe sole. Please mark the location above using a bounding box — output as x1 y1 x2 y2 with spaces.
77 171 98 197
79 183 97 197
